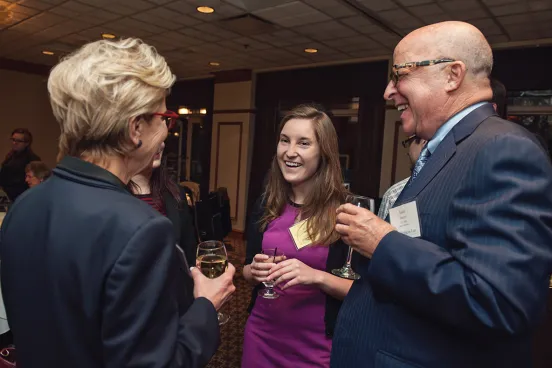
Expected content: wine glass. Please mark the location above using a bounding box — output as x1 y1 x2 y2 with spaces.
331 194 375 280
196 240 230 325
258 248 285 299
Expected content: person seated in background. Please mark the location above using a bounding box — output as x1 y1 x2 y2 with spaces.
377 135 426 220
0 128 40 202
129 142 199 267
242 104 354 368
0 37 235 368
24 161 51 189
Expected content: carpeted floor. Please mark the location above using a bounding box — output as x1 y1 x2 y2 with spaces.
207 234 251 368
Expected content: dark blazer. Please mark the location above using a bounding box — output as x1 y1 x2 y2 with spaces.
245 197 357 337
331 104 552 368
0 157 219 368
0 148 40 201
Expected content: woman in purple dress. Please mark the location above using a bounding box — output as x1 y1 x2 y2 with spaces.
242 104 355 367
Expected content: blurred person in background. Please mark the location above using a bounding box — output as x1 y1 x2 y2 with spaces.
129 142 199 267
0 128 40 201
24 161 51 189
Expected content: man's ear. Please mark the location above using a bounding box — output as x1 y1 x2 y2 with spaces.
128 116 143 147
445 61 467 92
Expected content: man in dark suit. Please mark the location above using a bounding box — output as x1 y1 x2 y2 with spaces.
332 21 552 367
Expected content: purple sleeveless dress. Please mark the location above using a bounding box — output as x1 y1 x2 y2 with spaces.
242 204 331 367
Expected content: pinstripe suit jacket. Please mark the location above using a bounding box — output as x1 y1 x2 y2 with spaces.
331 104 552 368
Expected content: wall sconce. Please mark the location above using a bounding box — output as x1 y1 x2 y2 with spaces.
178 107 190 115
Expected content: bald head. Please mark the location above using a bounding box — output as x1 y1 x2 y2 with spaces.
397 21 493 81
384 21 495 140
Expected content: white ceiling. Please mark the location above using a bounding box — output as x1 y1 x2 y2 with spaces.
0 0 550 79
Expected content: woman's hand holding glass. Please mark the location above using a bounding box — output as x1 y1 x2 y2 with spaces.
250 254 277 283
257 249 286 299
266 258 321 290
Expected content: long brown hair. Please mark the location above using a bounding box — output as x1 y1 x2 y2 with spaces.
260 104 347 246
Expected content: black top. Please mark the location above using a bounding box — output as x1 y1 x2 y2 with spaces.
245 197 358 336
0 156 219 367
0 148 40 201
164 187 199 267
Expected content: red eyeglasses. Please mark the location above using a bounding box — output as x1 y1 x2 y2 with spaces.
152 110 179 131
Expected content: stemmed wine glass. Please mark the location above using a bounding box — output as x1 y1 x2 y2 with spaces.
196 240 230 325
258 248 285 299
331 194 375 280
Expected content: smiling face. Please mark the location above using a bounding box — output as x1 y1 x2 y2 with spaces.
383 44 449 139
277 118 320 191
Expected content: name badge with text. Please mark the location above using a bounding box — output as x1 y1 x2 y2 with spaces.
289 219 313 250
389 201 421 238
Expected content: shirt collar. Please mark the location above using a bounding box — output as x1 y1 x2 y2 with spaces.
427 102 488 154
56 156 127 190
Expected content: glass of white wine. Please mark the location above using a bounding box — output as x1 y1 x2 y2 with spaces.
258 248 285 299
196 240 230 325
331 194 375 280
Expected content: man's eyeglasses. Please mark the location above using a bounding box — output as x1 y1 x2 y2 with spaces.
401 135 417 148
152 110 180 131
10 138 27 144
390 58 455 84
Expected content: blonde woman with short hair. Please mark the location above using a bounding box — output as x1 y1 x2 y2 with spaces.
0 38 235 368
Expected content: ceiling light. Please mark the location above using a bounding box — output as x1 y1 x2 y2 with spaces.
304 48 318 54
197 6 214 14
199 108 207 115
174 132 180 137
209 61 220 66
42 50 55 56
0 5 13 23
178 107 190 115
101 33 116 39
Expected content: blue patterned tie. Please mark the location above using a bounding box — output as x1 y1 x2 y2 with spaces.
411 144 431 182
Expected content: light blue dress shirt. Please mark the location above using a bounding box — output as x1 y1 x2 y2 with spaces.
427 102 488 154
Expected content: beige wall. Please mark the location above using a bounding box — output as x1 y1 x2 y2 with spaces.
0 69 59 169
209 80 255 232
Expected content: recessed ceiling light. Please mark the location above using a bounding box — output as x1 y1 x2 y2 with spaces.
42 50 54 56
197 6 214 14
101 33 116 39
304 48 318 54
209 61 220 66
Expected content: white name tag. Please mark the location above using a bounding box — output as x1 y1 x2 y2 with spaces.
389 201 421 238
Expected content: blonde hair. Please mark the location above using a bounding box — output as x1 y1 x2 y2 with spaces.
48 38 176 161
260 104 348 246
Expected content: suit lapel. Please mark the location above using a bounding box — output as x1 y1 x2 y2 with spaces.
393 103 496 207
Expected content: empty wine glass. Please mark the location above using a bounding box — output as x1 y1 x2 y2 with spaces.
331 194 375 280
258 248 285 299
196 240 230 325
